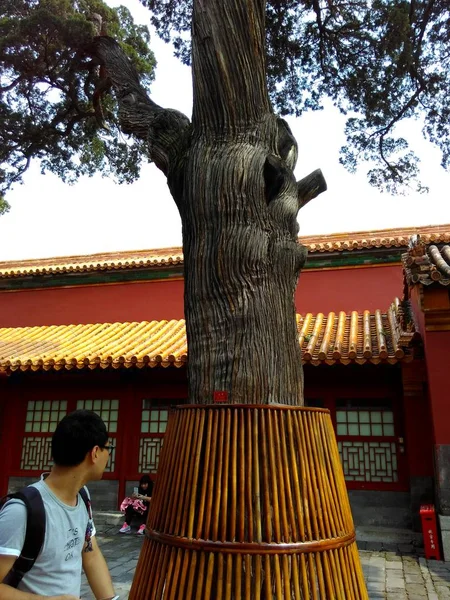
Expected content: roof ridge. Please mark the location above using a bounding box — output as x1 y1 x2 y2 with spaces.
1 224 449 277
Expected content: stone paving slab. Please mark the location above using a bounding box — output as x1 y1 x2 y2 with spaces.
80 529 450 599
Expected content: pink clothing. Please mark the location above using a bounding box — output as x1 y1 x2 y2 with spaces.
120 497 147 515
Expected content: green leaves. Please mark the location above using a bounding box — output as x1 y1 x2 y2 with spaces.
0 194 9 215
1 0 448 197
0 0 156 198
144 0 450 193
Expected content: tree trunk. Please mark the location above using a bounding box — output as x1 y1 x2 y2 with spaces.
172 0 324 405
111 5 369 600
181 136 306 405
91 0 326 407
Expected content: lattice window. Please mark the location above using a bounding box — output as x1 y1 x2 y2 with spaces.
335 399 398 483
139 400 176 473
21 400 68 470
20 436 53 470
25 400 67 433
139 438 165 473
141 404 169 434
76 399 119 433
338 441 398 482
336 410 395 437
76 399 119 473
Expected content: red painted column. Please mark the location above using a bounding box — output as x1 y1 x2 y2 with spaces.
0 374 19 495
423 333 450 443
421 331 450 510
402 362 434 474
421 331 450 559
401 361 435 530
409 284 450 557
412 284 450 514
116 380 142 506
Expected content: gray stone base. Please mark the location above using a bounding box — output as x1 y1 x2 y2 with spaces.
439 514 450 562
410 476 434 531
436 444 450 515
85 479 119 511
93 511 124 533
348 490 412 529
8 476 120 511
7 476 38 493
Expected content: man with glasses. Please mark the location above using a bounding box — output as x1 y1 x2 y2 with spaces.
0 409 118 600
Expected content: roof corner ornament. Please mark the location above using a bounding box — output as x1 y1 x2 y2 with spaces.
408 234 426 257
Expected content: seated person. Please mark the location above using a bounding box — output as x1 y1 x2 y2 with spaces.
119 474 153 534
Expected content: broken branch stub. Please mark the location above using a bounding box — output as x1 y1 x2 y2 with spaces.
297 169 327 209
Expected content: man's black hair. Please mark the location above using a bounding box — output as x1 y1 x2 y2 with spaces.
52 409 109 466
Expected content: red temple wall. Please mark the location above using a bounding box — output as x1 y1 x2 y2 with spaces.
0 279 185 327
296 265 403 314
0 264 403 328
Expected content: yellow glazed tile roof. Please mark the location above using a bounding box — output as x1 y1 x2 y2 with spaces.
300 223 450 253
0 300 417 373
0 247 184 278
1 224 449 278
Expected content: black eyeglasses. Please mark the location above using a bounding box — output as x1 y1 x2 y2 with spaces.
99 443 114 454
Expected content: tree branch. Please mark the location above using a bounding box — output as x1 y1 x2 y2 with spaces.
311 0 330 72
90 36 190 175
352 76 428 178
414 0 435 62
0 75 24 93
4 156 31 193
297 169 327 209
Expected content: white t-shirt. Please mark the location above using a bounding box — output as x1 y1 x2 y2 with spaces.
0 477 96 597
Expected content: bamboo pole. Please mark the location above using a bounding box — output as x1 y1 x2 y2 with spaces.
130 405 369 599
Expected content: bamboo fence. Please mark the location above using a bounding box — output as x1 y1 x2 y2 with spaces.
129 405 368 599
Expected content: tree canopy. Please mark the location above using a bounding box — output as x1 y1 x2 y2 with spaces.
0 0 449 213
0 0 155 212
145 0 449 195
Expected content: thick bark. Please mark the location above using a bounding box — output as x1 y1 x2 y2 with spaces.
178 0 325 405
181 133 308 404
91 1 326 406
191 0 269 131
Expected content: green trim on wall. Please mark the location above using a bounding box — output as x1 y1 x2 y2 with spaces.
305 251 402 269
0 248 404 291
0 268 184 291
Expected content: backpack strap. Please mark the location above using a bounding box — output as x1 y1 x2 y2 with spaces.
3 487 46 588
79 487 94 552
78 487 92 519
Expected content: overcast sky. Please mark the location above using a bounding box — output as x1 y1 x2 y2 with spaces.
0 0 448 262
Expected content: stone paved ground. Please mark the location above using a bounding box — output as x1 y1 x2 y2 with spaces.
81 527 450 599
